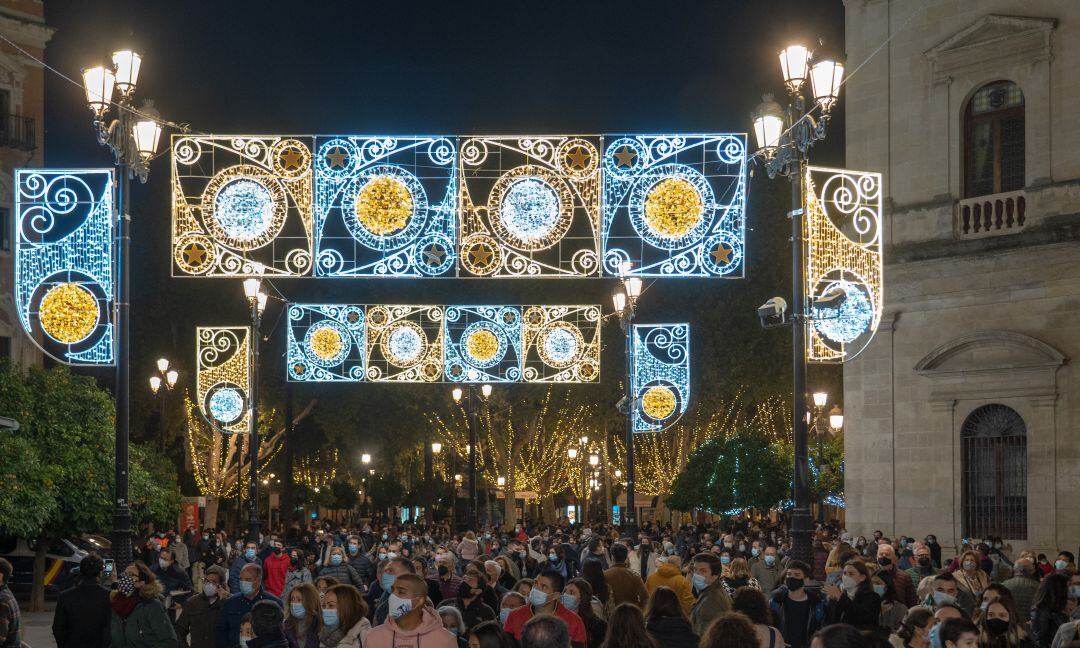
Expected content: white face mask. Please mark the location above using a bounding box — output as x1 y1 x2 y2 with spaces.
388 593 414 619
202 582 218 597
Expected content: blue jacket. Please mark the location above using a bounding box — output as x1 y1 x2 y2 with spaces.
227 555 260 594
215 590 281 648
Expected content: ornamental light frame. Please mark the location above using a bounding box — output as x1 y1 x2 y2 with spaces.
631 322 690 433
14 168 116 365
195 326 251 434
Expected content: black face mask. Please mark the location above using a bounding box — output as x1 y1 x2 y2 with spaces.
877 557 891 567
458 583 473 598
438 565 449 577
290 557 299 566
786 577 804 591
986 618 1009 637
918 557 931 567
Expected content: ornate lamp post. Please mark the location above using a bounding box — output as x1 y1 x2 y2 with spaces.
612 264 642 532
148 358 178 452
452 384 491 529
751 43 845 564
242 277 267 541
81 50 164 569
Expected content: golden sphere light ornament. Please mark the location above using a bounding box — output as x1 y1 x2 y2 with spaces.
39 282 99 343
643 177 704 238
465 328 499 363
641 385 677 420
310 326 344 361
356 175 413 236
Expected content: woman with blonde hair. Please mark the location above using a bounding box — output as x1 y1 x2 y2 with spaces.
722 557 761 596
955 550 989 598
284 582 321 648
825 542 854 581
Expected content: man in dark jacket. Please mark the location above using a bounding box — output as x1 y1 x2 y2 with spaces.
768 560 826 648
248 599 290 648
152 546 194 595
177 565 228 648
52 554 111 648
217 564 281 648
452 572 496 631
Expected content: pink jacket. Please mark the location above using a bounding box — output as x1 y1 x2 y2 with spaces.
364 608 457 648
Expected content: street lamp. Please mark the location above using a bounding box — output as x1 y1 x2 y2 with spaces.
452 384 491 529
751 41 844 565
361 453 371 465
613 263 643 532
431 442 442 454
242 276 267 542
148 358 178 452
82 48 168 570
829 406 844 431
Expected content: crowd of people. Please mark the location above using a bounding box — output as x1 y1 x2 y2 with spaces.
11 516 1080 648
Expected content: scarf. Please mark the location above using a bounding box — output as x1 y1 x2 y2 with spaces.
111 592 140 619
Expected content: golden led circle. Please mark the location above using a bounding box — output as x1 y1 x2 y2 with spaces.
310 326 344 361
466 329 499 363
39 283 99 344
642 385 677 420
644 178 703 238
355 175 413 236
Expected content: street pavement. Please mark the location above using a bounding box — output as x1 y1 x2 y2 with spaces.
20 606 56 648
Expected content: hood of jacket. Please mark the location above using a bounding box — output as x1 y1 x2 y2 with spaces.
384 607 446 637
110 580 163 602
655 561 684 578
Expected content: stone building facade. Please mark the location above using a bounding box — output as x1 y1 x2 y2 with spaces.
843 1 1080 552
0 0 50 367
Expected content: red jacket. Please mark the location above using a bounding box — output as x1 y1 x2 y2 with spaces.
504 601 587 647
262 552 291 598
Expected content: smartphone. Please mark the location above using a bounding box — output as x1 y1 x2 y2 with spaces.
104 559 115 577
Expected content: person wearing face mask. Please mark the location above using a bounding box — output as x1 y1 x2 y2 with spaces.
875 571 909 633
373 557 422 625
976 598 1032 648
750 546 781 594
502 570 587 648
878 544 919 608
890 607 935 648
282 583 321 648
176 565 228 648
768 561 826 648
545 545 570 581
366 574 457 648
927 573 976 617
499 591 526 628
151 547 194 599
217 564 281 648
822 559 881 630
109 561 177 647
565 578 607 647
646 552 695 613
603 543 650 609
344 535 373 586
318 584 371 648
954 551 989 601
229 542 262 594
1031 573 1070 648
451 571 497 631
689 553 734 636
281 549 312 602
318 547 365 591
629 538 659 581
436 606 468 647
906 544 941 585
260 538 291 599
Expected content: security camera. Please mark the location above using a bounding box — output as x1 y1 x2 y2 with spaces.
616 396 630 414
812 286 847 312
757 296 789 329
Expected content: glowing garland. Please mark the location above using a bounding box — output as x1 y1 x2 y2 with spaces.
803 166 883 363
602 135 746 277
196 326 251 433
632 323 690 433
173 134 749 278
172 136 313 276
286 303 598 383
14 168 115 364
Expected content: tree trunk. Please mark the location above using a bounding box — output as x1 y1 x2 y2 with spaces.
541 495 556 523
504 480 515 529
204 496 220 530
30 537 48 612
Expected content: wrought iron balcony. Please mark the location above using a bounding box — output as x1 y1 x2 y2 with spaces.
0 114 35 151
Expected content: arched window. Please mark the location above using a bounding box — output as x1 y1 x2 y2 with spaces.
961 404 1027 539
964 81 1024 198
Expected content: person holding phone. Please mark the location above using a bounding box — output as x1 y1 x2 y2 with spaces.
177 565 228 648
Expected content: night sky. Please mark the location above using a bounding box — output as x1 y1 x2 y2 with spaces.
37 0 846 454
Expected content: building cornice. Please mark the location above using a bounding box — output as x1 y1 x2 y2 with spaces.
0 13 54 50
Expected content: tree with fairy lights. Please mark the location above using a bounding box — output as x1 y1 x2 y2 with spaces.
185 393 314 528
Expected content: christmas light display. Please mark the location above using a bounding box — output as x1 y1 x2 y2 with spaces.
602 135 746 277
287 303 600 383
523 305 601 382
459 136 601 277
14 168 115 364
803 166 883 362
196 326 250 433
313 136 457 277
632 323 689 432
172 136 313 276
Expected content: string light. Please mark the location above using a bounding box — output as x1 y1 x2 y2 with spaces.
14 169 115 364
355 175 414 236
643 178 703 239
185 393 284 499
803 166 883 362
196 326 250 433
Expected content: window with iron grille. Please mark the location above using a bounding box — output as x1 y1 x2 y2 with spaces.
961 404 1026 540
964 81 1025 198
0 207 9 251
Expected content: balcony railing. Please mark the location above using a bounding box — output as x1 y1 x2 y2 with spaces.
956 190 1026 239
0 114 35 152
